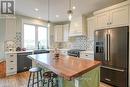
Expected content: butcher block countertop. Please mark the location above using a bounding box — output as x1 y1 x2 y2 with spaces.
28 53 101 80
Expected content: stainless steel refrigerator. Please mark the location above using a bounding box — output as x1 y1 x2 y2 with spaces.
94 26 129 87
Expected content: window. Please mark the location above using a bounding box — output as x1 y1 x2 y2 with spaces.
38 26 48 49
23 24 48 50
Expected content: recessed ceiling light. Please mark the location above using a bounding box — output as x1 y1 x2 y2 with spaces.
72 6 76 10
35 8 39 11
56 15 60 18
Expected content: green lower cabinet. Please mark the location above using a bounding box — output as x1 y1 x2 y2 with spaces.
35 63 100 87
63 67 100 87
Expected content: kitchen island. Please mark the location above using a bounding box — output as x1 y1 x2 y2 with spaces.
28 53 101 87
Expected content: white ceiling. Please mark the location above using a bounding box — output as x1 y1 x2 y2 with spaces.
15 0 126 22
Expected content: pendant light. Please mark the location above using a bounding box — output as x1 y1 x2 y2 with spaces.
47 0 50 27
67 0 73 21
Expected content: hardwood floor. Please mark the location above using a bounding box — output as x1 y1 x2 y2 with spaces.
0 72 29 87
0 72 112 87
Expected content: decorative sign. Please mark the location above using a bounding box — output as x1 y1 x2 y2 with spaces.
1 0 14 14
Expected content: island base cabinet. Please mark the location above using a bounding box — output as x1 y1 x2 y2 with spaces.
63 67 100 87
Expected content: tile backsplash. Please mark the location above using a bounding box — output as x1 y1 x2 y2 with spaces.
70 36 94 51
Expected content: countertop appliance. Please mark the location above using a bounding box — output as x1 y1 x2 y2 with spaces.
67 49 85 57
94 26 129 87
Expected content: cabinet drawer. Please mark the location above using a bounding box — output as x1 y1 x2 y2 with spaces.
6 65 17 73
80 53 94 60
6 57 17 67
6 54 17 58
101 67 127 87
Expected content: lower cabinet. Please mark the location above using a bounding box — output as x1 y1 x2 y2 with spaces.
63 67 100 87
17 52 32 73
101 67 128 87
6 53 17 76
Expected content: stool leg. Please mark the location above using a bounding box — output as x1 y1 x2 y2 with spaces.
56 78 59 87
51 79 54 87
40 71 43 86
47 79 50 87
37 72 39 87
32 73 35 87
27 72 32 87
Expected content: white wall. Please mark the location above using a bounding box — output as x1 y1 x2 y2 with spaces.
0 19 5 59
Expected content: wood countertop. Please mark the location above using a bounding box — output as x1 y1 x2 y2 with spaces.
28 53 101 80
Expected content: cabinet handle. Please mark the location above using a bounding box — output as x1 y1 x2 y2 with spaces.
86 55 88 56
10 61 14 62
10 68 14 70
10 55 14 57
105 78 111 82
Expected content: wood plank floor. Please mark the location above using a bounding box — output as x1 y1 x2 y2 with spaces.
0 72 113 87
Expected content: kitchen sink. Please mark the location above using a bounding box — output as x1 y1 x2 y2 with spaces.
34 50 50 54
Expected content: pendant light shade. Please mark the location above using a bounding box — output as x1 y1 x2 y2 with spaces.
67 10 73 21
48 21 50 27
67 0 73 21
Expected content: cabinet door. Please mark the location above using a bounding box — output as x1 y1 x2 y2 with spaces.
63 24 69 42
87 17 96 39
110 5 129 27
54 25 63 42
95 12 110 29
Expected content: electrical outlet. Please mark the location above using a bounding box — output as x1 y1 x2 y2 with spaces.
75 79 79 87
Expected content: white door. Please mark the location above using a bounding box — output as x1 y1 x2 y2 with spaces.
95 12 110 29
87 17 96 39
54 25 63 42
110 5 129 27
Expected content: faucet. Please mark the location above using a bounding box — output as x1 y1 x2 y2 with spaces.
38 41 40 50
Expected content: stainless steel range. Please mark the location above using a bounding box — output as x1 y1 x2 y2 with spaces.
67 49 85 57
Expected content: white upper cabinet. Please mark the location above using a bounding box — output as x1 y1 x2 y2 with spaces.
95 12 110 29
54 25 63 42
110 5 129 27
94 1 129 29
63 24 69 42
54 24 69 42
87 17 96 39
69 16 87 36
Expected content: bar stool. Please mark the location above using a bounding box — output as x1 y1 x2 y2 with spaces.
27 67 42 87
43 71 59 87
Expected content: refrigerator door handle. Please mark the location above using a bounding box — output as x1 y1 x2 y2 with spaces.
105 34 108 61
101 66 125 72
107 34 110 61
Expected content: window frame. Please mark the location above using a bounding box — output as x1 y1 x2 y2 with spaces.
22 23 48 50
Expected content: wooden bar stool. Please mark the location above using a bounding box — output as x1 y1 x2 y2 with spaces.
27 67 42 87
43 71 59 87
